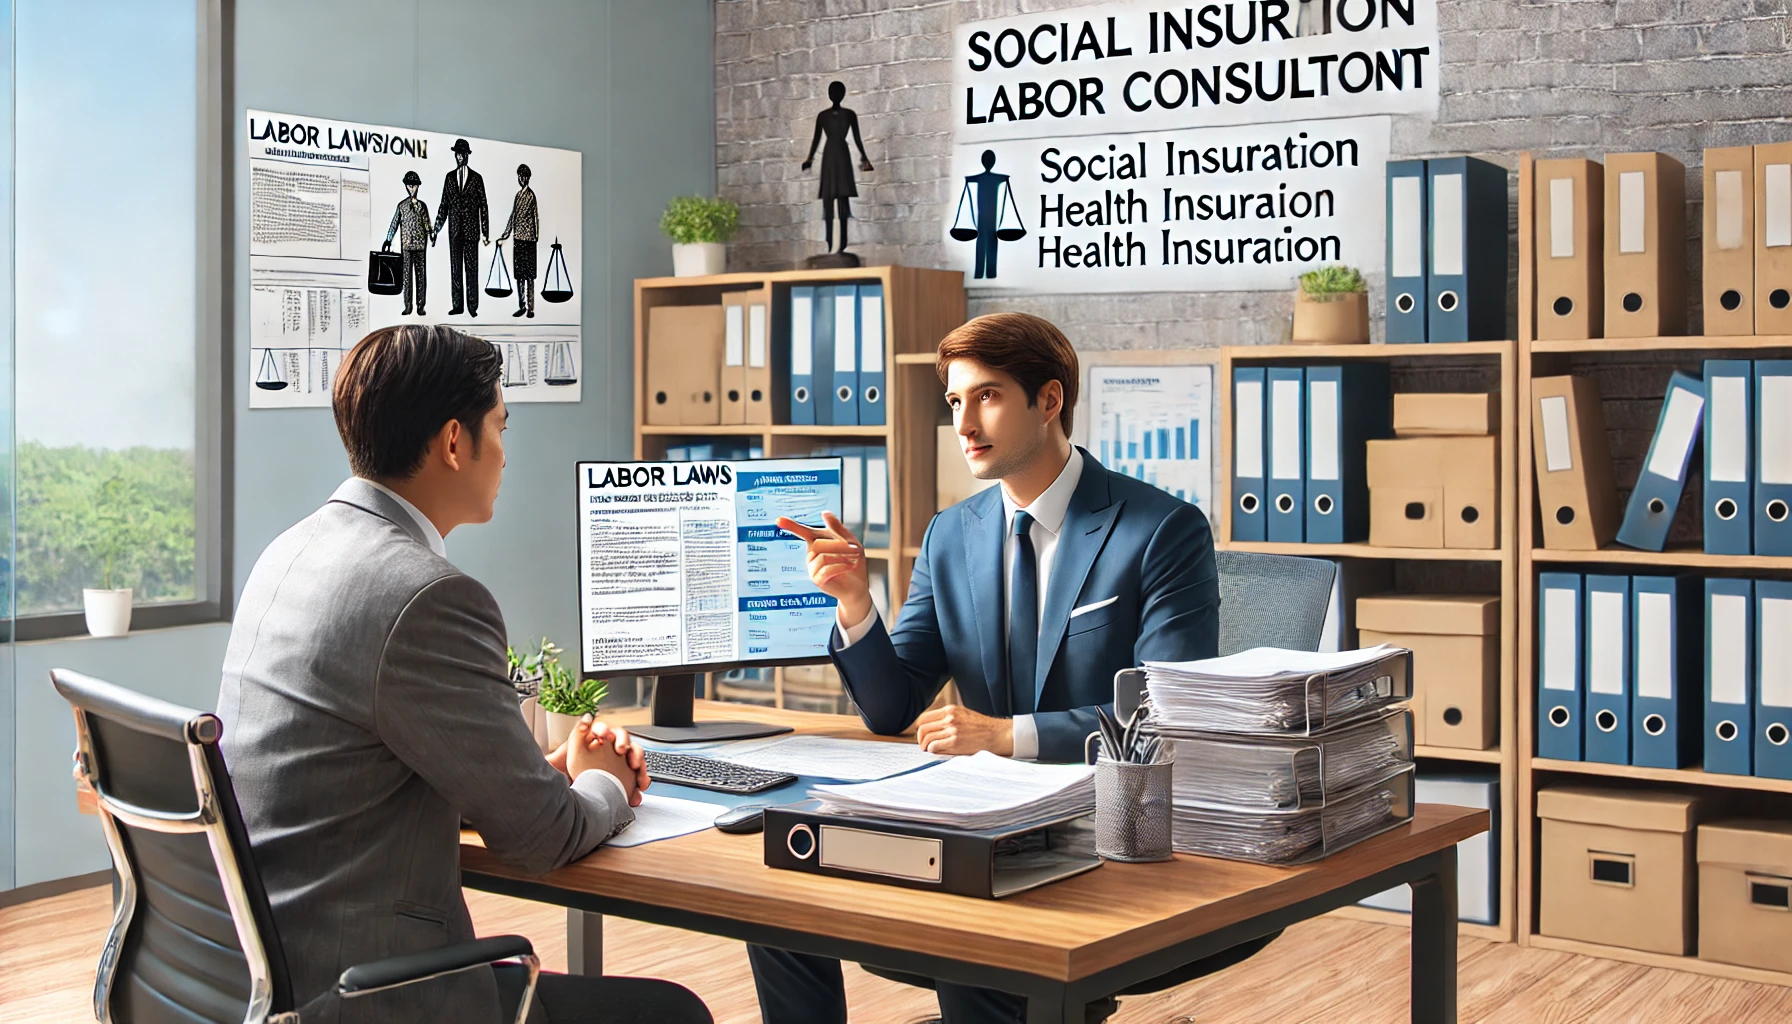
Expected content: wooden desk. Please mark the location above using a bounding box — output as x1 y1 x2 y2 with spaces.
463 702 1486 1024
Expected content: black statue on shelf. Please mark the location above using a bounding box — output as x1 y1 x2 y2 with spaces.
801 81 873 268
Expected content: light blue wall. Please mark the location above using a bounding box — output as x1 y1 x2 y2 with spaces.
9 0 716 890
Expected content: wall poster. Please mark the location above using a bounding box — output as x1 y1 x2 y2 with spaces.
247 109 582 407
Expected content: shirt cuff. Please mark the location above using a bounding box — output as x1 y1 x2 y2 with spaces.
836 606 881 649
1011 714 1040 761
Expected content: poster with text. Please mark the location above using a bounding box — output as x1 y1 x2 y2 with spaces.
1088 364 1215 530
945 0 1438 292
248 109 582 407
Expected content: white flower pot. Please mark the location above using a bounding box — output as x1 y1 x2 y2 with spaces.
672 242 726 278
83 588 133 637
547 711 584 749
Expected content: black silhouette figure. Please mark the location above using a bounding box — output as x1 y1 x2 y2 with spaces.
433 138 489 317
950 150 1026 280
384 169 432 315
801 81 873 257
497 163 539 318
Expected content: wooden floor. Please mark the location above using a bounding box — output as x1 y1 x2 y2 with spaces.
7 885 1792 1022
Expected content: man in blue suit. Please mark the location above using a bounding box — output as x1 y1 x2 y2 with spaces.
752 313 1239 1024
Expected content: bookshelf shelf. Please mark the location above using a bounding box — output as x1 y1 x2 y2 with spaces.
1414 745 1503 764
1530 758 1792 795
1222 341 1514 360
1529 546 1792 570
1218 540 1505 562
1530 334 1792 353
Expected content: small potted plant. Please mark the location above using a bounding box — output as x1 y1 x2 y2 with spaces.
1291 264 1370 344
83 476 134 637
659 195 739 277
526 636 608 747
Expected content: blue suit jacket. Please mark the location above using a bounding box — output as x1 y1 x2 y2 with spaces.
832 450 1219 763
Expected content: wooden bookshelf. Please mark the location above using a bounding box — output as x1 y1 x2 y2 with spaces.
1218 338 1520 942
1530 546 1792 570
633 265 966 710
1530 333 1792 353
1531 758 1792 795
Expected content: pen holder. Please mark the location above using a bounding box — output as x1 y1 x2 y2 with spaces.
1094 756 1174 863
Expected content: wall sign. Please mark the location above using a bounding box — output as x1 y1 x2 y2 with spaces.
944 1 1438 292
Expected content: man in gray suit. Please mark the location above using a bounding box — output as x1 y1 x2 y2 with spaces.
218 324 711 1024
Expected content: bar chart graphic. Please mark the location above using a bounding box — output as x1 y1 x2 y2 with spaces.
1088 364 1215 528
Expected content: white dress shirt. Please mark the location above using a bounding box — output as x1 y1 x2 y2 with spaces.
840 447 1085 760
362 479 447 558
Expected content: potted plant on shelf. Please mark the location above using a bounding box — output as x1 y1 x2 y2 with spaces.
659 195 739 277
83 475 134 637
523 636 608 747
1291 264 1370 344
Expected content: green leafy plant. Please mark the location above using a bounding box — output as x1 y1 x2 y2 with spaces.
659 195 740 245
1298 264 1367 298
515 636 608 716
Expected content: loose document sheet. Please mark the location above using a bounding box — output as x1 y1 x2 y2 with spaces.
812 751 1095 832
605 793 726 848
710 735 945 782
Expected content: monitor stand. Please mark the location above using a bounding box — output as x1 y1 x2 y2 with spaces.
629 673 795 743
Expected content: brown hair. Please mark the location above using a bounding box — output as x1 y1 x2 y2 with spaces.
332 324 503 480
935 312 1079 435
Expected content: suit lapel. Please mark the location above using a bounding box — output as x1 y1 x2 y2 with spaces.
960 487 1009 715
1034 454 1121 706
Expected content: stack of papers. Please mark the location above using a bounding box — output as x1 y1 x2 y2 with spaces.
812 751 1095 832
709 734 944 782
1163 708 1412 811
1170 764 1415 865
1144 645 1410 735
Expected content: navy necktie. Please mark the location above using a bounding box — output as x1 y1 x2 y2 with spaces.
1008 510 1038 716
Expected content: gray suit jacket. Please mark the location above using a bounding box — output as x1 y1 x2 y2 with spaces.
218 479 632 1022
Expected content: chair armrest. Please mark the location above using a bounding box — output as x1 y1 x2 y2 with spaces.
339 935 535 998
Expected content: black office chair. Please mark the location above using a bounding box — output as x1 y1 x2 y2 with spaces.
859 553 1338 1019
52 667 541 1024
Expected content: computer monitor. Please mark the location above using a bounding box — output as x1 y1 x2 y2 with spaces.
575 456 843 742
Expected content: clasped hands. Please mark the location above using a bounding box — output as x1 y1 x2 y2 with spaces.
548 716 650 806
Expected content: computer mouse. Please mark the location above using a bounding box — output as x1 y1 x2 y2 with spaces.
714 803 770 835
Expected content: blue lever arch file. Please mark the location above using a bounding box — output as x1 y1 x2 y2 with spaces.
1706 576 1755 776
1538 572 1584 761
810 286 836 425
1616 371 1705 552
1266 367 1306 543
1583 575 1632 765
1304 364 1392 544
1703 359 1752 555
1232 367 1267 542
857 284 885 426
1756 361 1792 556
1426 156 1510 343
1631 574 1701 769
1386 160 1428 344
1756 580 1792 780
830 285 859 426
789 286 816 426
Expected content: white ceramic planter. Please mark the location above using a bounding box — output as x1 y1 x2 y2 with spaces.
547 711 583 749
672 242 726 278
83 588 133 637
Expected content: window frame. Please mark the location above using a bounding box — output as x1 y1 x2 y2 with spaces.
12 0 232 641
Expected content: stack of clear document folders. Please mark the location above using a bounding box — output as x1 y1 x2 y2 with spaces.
1139 646 1416 865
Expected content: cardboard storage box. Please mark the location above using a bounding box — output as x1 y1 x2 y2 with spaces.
1439 436 1498 549
1357 594 1499 748
1538 786 1699 955
1394 393 1498 437
644 304 725 426
1698 819 1792 973
1366 438 1498 549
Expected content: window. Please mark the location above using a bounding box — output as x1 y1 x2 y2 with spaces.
13 0 223 634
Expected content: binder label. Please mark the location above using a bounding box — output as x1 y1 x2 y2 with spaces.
1764 376 1792 485
1768 163 1792 248
1432 173 1464 276
1716 170 1746 251
1764 597 1792 708
1270 378 1301 481
749 305 768 368
835 293 857 372
1549 177 1575 258
1543 587 1578 690
1646 386 1704 480
1710 375 1747 482
1636 592 1672 700
725 305 745 366
1589 589 1625 695
867 458 889 530
1235 380 1264 478
861 295 885 372
1309 380 1340 481
1619 171 1647 254
792 296 814 375
1712 593 1748 705
1392 175 1422 279
1540 396 1574 472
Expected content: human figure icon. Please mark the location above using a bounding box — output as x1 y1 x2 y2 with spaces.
383 170 431 315
952 149 1026 281
497 163 539 318
433 137 489 317
801 81 873 256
